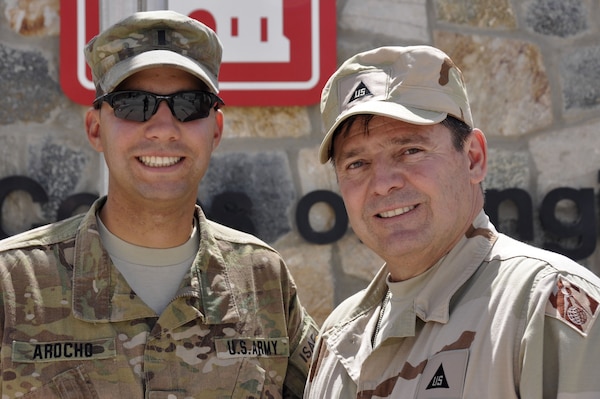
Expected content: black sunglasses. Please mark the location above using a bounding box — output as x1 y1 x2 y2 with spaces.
93 90 224 122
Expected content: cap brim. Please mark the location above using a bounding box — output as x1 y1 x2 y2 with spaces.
319 101 447 163
99 50 219 95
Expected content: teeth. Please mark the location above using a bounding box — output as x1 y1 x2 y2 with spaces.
379 205 415 218
138 156 181 167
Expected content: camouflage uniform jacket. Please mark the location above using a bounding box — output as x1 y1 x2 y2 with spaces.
304 211 600 398
0 197 318 399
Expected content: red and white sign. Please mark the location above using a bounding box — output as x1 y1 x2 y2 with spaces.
59 0 337 106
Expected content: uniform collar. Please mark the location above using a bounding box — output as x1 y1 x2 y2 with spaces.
411 210 497 324
324 211 497 381
334 210 497 327
71 197 240 326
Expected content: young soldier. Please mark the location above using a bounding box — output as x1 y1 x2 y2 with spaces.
0 10 317 398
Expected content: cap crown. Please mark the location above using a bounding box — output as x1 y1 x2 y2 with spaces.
319 46 473 163
85 10 222 96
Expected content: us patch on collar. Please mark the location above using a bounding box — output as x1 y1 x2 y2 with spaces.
546 276 600 336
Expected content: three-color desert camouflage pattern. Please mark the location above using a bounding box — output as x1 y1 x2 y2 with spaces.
318 45 474 164
304 211 600 399
0 197 318 398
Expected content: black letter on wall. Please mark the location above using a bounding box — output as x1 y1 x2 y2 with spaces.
540 188 596 260
485 188 534 241
296 190 348 244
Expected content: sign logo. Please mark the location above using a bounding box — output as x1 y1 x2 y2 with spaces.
59 0 336 106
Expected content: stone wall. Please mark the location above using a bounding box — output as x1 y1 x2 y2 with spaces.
1 0 599 325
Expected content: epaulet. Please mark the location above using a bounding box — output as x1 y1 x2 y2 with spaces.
0 214 83 252
207 219 275 251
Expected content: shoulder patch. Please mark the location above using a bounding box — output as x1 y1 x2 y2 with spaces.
546 276 600 336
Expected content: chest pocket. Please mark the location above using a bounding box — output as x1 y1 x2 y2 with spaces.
414 349 469 399
23 366 99 399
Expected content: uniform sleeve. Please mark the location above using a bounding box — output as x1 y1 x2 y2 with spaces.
0 283 3 399
302 330 329 399
520 273 600 398
281 266 319 399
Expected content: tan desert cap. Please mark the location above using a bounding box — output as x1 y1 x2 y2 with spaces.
319 45 473 163
84 10 222 97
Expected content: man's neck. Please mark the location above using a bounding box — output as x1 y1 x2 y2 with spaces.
99 196 197 248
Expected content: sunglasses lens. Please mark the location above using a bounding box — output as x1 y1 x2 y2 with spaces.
111 92 156 122
100 91 221 122
172 92 214 122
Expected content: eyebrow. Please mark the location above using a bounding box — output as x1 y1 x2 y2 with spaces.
336 131 433 162
335 147 362 164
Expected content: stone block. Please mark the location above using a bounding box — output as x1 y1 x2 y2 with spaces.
0 43 61 124
485 147 531 190
523 0 588 37
0 135 22 176
434 0 516 28
484 147 533 240
435 32 553 136
339 0 429 41
27 137 91 220
296 148 341 234
561 45 600 111
297 146 338 194
338 232 382 284
530 119 600 195
199 151 295 243
276 233 335 326
4 0 60 36
222 106 311 138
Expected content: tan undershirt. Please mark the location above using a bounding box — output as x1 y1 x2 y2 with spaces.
96 216 199 314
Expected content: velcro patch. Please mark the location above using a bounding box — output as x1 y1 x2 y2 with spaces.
415 349 469 399
546 276 600 336
12 338 116 363
215 337 289 359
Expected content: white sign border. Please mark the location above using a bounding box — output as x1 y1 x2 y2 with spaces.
76 0 321 92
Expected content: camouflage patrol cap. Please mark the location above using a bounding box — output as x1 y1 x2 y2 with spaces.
84 10 222 97
319 45 473 163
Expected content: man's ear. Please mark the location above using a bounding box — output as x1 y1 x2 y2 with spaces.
468 128 487 184
212 109 224 151
85 107 103 152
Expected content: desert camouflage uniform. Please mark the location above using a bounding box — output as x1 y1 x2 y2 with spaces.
0 197 318 398
304 211 600 399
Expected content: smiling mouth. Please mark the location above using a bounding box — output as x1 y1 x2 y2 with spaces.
138 156 182 167
378 205 416 218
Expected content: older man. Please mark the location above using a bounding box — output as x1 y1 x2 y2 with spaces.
304 45 600 398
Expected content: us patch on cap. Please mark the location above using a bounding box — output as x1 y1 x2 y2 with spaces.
546 276 600 336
